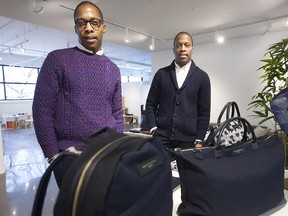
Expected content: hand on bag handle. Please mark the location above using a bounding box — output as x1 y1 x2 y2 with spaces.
215 117 256 148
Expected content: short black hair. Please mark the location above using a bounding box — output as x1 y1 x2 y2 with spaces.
73 1 103 20
173 32 193 47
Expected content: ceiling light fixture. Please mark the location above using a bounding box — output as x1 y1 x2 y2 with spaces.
217 36 225 43
33 7 44 15
215 31 225 44
150 37 155 50
0 56 3 61
29 0 44 15
99 18 161 50
286 19 288 26
261 21 272 36
124 28 131 43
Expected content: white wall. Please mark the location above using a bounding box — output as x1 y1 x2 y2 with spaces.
122 82 150 120
0 100 33 116
152 30 288 128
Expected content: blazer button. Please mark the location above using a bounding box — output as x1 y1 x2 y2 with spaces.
176 101 180 105
174 113 178 117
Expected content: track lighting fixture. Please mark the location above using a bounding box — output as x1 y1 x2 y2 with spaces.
150 37 155 50
33 7 44 15
29 0 44 15
124 28 131 43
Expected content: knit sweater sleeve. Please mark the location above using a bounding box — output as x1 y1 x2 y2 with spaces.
32 51 62 158
111 67 124 133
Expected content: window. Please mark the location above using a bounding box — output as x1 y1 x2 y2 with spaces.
0 65 39 100
121 76 142 83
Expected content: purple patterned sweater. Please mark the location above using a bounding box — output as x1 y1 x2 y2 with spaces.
32 47 124 158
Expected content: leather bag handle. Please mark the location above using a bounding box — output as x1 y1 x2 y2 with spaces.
83 127 117 144
226 101 241 119
217 101 241 124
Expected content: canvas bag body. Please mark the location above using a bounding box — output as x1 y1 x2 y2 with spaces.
174 117 286 216
54 129 173 216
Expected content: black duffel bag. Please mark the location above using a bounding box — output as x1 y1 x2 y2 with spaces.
32 127 173 216
173 117 286 216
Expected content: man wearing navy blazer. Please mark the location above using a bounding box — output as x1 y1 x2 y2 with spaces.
145 32 211 158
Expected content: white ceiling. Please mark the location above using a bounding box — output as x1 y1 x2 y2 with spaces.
0 0 288 72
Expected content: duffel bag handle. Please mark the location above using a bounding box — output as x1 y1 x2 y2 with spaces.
31 149 79 216
215 117 256 148
217 101 241 124
227 101 241 119
83 127 116 144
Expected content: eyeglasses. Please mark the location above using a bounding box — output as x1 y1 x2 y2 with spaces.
74 18 103 30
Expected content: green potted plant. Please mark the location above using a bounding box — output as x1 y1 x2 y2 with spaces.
248 38 288 173
248 38 288 130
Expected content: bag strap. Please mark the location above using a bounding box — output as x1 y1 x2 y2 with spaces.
31 150 79 216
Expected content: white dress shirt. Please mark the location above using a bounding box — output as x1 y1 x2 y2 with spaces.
174 60 191 88
77 43 104 55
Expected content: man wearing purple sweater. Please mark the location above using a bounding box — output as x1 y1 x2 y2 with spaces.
32 1 124 186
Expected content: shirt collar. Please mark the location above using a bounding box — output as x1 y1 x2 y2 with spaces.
174 60 192 70
77 43 104 55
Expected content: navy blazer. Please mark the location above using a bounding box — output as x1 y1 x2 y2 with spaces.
145 60 211 142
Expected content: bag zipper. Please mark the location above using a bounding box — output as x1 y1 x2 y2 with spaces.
174 147 211 152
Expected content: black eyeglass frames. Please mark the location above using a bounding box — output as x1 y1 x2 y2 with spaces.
74 18 103 30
